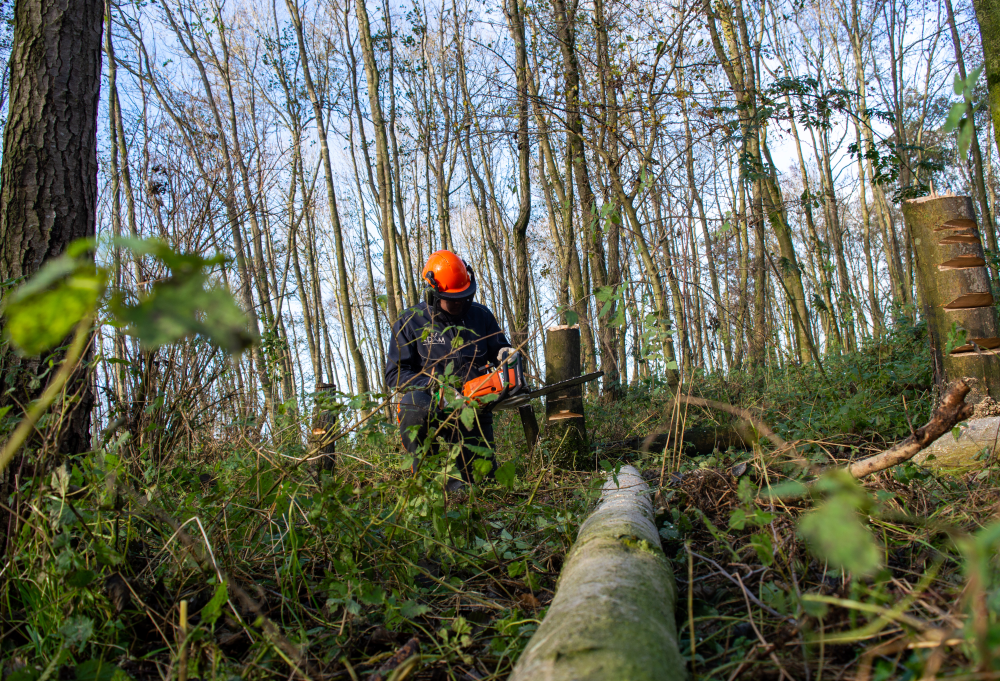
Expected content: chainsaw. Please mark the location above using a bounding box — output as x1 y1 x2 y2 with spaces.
460 349 602 413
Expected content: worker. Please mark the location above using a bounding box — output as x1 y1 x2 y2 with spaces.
385 250 512 491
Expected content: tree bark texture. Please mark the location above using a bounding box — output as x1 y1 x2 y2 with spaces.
509 465 683 681
545 325 591 470
309 382 337 475
903 195 1000 402
0 0 103 283
974 0 1000 160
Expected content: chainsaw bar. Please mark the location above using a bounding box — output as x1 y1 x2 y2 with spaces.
490 371 604 411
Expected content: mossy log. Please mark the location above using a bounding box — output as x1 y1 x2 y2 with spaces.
903 195 1000 401
509 465 684 681
545 325 592 470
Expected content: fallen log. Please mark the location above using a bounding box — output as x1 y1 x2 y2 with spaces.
509 465 684 681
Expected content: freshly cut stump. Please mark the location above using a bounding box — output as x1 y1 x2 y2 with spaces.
509 465 684 681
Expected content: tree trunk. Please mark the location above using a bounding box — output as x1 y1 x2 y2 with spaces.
509 465 682 681
0 0 104 445
973 0 1000 161
0 0 103 564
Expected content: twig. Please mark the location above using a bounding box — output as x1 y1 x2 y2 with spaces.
735 572 794 681
688 550 796 624
116 482 317 679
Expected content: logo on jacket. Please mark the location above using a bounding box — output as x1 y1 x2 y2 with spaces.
423 333 447 346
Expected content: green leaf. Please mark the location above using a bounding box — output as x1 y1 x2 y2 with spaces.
460 407 476 430
763 479 808 499
798 496 882 578
507 559 527 577
401 600 429 618
495 461 516 488
74 660 123 681
3 254 106 355
565 310 579 326
59 616 94 646
359 582 385 605
65 569 96 588
200 580 229 626
112 241 254 353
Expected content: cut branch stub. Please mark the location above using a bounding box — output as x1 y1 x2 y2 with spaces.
903 195 1000 401
544 325 592 470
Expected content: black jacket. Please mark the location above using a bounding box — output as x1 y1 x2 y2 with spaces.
384 301 511 392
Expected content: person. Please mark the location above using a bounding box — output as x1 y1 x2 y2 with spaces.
385 250 512 490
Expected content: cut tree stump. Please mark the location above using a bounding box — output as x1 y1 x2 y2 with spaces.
914 415 1000 471
904 194 1000 402
509 465 683 681
544 325 592 470
309 382 337 474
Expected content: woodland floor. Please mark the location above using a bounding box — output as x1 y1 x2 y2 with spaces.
4 321 1000 680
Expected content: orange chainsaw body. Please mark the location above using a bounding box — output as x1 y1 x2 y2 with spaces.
462 367 521 400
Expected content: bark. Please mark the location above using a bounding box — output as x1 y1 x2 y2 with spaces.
946 0 997 268
286 0 370 394
503 0 531 351
551 0 616 391
973 0 1000 160
509 465 682 681
355 0 404 319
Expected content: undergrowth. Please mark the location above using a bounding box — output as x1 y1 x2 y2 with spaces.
4 316 1000 680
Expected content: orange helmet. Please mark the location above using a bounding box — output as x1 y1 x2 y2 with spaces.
422 250 477 299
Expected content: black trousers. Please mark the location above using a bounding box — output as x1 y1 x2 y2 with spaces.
397 391 496 482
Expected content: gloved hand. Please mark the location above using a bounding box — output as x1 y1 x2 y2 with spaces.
437 384 463 410
498 346 518 364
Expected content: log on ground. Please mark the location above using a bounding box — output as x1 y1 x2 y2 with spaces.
509 465 684 681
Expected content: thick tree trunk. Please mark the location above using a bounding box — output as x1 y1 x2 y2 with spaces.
0 0 103 449
974 0 1000 160
0 0 103 564
903 195 1000 402
509 465 683 681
